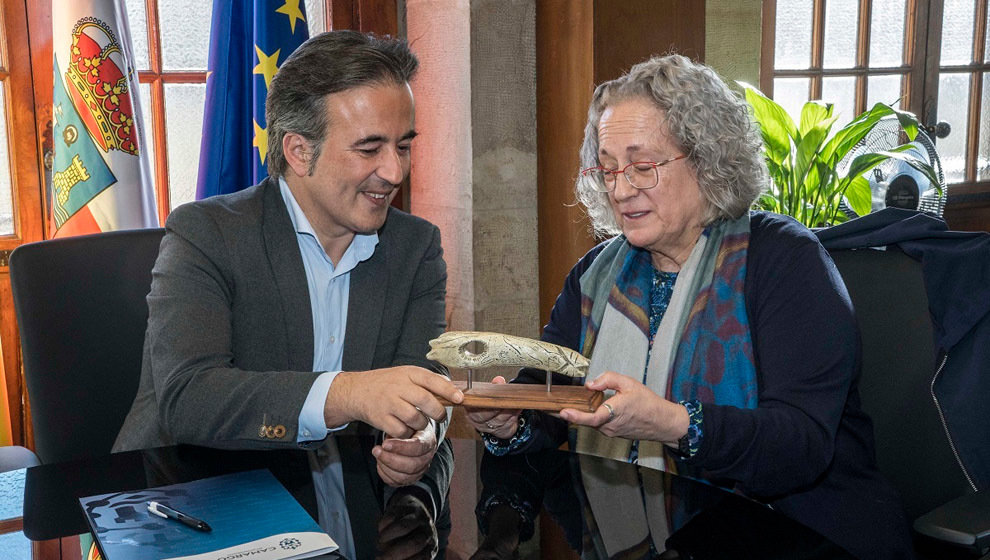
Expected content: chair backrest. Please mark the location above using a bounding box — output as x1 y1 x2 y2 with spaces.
829 248 972 520
10 228 165 464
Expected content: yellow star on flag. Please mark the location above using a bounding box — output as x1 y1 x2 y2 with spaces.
253 119 269 164
253 46 281 89
275 0 306 35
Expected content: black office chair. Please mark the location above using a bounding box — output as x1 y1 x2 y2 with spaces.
10 228 165 465
830 247 989 559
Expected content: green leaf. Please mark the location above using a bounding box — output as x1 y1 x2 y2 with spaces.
821 105 895 164
740 83 796 164
888 105 923 141
843 175 872 216
799 101 833 136
756 192 779 212
844 151 892 180
793 124 830 191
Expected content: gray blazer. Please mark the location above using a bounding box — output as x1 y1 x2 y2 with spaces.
114 177 452 529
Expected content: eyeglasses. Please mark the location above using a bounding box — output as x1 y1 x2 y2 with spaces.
580 155 687 192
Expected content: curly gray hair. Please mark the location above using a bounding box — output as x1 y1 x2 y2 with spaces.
576 54 768 237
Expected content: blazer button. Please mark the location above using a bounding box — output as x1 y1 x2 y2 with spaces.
259 425 268 438
274 425 286 438
265 426 276 438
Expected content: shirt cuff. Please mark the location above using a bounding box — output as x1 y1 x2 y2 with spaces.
670 399 703 459
297 370 347 443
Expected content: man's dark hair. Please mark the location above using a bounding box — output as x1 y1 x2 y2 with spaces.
266 30 419 178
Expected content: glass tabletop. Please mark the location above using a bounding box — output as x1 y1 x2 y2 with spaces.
21 436 846 559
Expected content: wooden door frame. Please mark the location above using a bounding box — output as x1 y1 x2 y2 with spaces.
0 0 48 448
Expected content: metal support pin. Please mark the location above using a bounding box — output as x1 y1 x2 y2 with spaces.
546 370 552 393
467 369 474 390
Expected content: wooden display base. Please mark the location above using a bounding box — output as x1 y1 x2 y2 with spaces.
439 381 604 413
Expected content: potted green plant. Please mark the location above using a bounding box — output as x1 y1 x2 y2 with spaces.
739 83 941 227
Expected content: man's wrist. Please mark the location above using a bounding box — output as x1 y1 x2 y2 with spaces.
323 370 357 428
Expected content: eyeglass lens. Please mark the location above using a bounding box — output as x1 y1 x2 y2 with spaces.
588 164 659 192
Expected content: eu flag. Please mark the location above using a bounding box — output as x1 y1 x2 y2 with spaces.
196 0 309 199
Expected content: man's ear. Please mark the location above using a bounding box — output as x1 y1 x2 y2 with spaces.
282 133 313 177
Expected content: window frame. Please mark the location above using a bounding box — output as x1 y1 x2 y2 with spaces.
760 0 990 201
133 0 209 224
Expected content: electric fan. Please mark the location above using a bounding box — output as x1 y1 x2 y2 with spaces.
838 116 947 218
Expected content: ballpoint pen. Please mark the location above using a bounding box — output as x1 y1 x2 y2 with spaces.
147 501 212 532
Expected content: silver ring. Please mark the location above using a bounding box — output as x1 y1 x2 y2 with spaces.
486 422 497 430
602 402 615 422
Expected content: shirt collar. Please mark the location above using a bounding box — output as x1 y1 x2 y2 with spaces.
278 176 379 265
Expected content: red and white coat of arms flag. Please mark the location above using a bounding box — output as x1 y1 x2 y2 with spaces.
51 0 158 238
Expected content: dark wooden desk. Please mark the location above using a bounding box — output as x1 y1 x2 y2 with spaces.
19 437 845 560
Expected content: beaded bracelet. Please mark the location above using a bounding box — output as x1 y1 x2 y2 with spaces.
481 412 532 456
675 399 703 458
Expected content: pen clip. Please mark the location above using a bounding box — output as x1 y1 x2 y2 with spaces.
147 502 168 519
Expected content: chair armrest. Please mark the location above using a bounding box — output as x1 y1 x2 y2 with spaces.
913 490 990 555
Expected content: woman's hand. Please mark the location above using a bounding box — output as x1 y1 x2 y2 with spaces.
464 376 523 440
558 371 689 445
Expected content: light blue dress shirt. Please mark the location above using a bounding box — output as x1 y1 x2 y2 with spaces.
281 178 379 560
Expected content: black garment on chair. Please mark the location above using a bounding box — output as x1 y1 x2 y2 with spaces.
10 228 164 465
820 209 990 557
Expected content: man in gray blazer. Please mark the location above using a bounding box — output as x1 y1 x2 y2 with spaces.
114 31 463 560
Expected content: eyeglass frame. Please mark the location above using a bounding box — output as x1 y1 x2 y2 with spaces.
580 154 688 192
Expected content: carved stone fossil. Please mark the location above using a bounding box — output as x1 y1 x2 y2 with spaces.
427 331 588 378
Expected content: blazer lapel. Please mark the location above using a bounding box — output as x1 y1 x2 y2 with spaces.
261 178 314 371
342 225 388 372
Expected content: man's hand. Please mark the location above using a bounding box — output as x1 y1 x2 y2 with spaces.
374 424 438 487
325 365 463 438
376 493 437 560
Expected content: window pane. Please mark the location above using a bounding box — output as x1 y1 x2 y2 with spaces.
986 6 990 62
821 76 856 123
773 77 810 122
124 0 150 70
159 0 213 70
979 73 990 180
138 83 156 196
164 84 206 209
0 86 14 235
937 72 971 183
305 0 325 36
941 0 976 65
823 0 859 69
0 531 31 560
775 0 813 69
869 0 906 67
867 74 905 110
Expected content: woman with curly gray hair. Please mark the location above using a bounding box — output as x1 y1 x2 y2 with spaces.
468 55 911 560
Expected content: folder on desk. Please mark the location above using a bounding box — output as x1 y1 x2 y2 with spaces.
79 469 337 560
